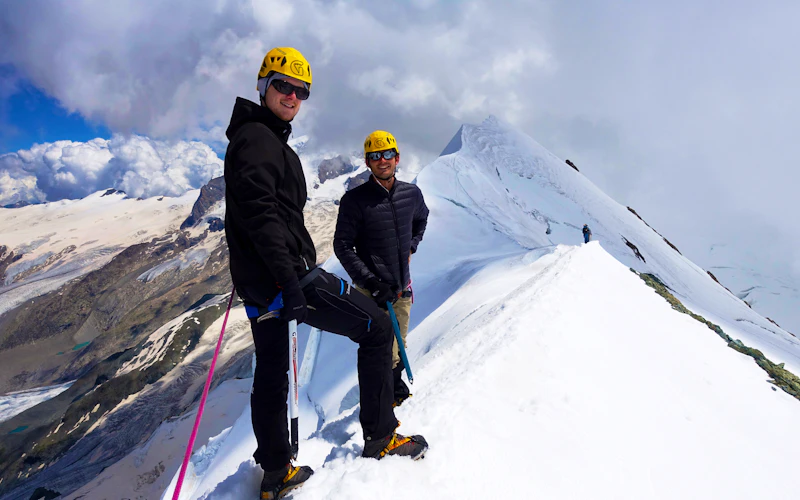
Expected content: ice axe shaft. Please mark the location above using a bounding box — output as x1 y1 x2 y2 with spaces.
386 302 413 384
288 319 299 459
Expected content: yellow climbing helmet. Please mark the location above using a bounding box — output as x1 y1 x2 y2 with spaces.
257 47 312 88
364 130 399 155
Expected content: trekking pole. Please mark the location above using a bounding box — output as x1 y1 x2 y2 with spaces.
288 319 300 460
172 287 236 500
386 302 413 384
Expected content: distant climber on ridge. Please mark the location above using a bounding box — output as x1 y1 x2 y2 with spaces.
583 224 592 243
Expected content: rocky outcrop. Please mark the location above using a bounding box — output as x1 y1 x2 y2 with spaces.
318 155 358 183
0 245 23 283
635 269 800 402
706 270 738 298
101 189 126 197
661 237 681 255
3 200 32 208
764 316 794 338
623 237 646 263
345 170 372 191
208 217 224 232
565 159 579 172
626 206 683 255
181 177 225 229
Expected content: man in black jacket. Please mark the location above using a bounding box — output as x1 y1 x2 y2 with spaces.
224 48 427 500
333 130 429 407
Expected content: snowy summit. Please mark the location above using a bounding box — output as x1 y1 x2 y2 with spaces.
125 117 800 500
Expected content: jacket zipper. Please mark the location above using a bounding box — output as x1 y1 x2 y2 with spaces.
388 191 405 291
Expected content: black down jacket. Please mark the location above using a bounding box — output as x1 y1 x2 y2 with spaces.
224 97 316 307
334 176 429 291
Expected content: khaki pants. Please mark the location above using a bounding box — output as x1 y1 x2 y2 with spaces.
355 286 412 369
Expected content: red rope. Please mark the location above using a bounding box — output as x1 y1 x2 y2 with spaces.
172 287 236 500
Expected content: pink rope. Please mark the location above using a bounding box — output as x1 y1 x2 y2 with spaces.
172 287 236 500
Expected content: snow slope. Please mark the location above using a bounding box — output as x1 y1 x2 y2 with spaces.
0 381 74 423
163 243 800 500
415 117 799 371
156 117 800 499
703 243 800 336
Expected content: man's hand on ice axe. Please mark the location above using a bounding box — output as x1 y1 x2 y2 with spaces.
279 277 308 324
365 277 396 309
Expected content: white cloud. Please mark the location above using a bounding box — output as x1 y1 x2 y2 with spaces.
0 135 223 202
1 0 799 281
0 0 557 151
251 0 294 31
0 168 46 206
482 48 556 81
350 67 438 110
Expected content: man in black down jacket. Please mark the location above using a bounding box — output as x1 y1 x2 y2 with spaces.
224 48 427 499
333 130 429 407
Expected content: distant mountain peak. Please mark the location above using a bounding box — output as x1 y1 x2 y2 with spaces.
181 177 225 230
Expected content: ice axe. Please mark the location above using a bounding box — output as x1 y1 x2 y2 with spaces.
288 319 299 459
386 302 413 384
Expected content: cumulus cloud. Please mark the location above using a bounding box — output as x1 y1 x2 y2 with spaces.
0 167 46 206
0 0 557 152
0 136 223 202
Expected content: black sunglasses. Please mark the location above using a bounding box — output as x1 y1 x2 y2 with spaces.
270 79 310 100
366 150 398 161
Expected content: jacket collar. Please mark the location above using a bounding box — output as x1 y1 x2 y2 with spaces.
225 97 292 143
369 174 397 195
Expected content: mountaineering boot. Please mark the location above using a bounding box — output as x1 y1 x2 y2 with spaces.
362 432 428 460
392 363 412 407
259 463 314 499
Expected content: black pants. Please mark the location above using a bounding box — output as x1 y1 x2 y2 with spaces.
250 269 398 471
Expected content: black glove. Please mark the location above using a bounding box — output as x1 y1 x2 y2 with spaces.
365 277 395 309
279 277 308 324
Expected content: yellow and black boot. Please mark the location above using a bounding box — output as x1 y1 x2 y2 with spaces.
362 432 428 460
260 463 313 499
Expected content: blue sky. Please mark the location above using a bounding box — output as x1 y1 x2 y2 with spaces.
0 67 110 154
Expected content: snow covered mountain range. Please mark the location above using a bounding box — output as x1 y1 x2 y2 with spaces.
1 117 798 499
702 243 800 336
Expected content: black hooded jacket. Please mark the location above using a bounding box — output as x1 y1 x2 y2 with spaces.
224 97 316 307
334 176 428 292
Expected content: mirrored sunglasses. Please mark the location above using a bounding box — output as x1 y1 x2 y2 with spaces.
366 150 398 161
270 79 310 100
